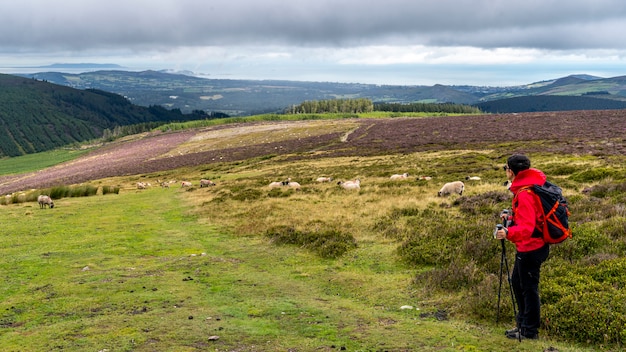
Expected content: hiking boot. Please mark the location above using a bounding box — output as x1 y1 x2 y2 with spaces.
504 327 519 336
506 330 538 340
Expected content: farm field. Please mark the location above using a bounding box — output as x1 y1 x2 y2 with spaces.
1 110 626 351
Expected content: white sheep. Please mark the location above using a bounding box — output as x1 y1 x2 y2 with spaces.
438 181 464 197
390 173 409 180
286 181 301 190
268 181 283 189
181 181 192 187
137 182 147 189
200 179 216 187
316 177 333 183
465 176 481 181
338 179 360 190
37 195 54 209
418 176 433 180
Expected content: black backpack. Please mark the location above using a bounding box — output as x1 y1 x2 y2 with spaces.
514 181 572 244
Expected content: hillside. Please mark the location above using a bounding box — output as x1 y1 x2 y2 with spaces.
2 111 626 350
475 95 626 113
18 70 626 115
0 74 200 157
2 109 626 195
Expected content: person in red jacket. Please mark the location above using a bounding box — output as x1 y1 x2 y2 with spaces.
495 154 549 340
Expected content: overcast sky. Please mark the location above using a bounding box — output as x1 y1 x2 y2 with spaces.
1 0 626 86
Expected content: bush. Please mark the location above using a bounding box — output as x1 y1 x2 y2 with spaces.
454 191 510 216
544 291 626 344
265 223 357 258
101 185 120 195
69 185 98 197
570 167 618 182
49 186 71 199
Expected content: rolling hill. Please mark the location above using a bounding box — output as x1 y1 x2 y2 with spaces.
17 70 626 115
0 74 202 157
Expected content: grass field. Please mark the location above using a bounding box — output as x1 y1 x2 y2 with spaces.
0 145 613 351
0 149 90 176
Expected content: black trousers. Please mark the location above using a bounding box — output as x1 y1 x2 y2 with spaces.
511 243 549 336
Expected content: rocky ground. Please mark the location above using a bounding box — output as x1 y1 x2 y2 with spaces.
1 110 625 195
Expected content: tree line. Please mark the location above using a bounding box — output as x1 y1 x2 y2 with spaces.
288 98 481 114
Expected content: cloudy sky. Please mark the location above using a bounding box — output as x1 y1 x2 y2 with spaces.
1 0 626 86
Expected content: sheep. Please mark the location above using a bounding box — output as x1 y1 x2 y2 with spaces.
338 179 360 190
465 176 481 181
160 182 170 188
37 195 54 209
390 173 409 180
438 181 464 197
181 181 193 188
268 181 283 189
200 179 216 187
316 177 333 183
137 182 147 189
286 181 301 190
418 176 433 180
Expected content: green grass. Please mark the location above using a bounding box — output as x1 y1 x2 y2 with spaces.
0 149 90 176
0 179 599 351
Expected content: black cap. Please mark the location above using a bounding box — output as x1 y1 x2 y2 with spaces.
507 154 531 175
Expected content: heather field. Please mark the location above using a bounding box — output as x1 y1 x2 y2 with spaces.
2 111 626 351
1 110 625 195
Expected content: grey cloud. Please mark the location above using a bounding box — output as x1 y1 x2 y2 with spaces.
2 0 626 52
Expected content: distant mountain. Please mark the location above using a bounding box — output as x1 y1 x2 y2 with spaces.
0 74 200 157
18 70 626 115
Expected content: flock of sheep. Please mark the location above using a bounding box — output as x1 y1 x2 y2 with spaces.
135 179 217 190
28 172 482 211
265 173 480 195
136 173 479 196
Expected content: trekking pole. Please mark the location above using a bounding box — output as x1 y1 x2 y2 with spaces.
495 210 517 323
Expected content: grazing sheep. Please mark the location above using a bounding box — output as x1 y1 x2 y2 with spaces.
418 176 433 180
316 177 333 183
286 181 301 190
160 182 170 188
390 173 409 180
200 179 216 187
137 182 147 189
438 181 465 197
181 181 192 188
465 176 481 181
268 181 283 189
37 195 54 209
338 179 361 190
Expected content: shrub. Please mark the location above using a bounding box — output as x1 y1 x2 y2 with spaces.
544 291 626 344
101 185 120 195
69 185 98 197
544 164 579 176
421 259 484 291
465 274 515 321
265 223 357 258
454 191 510 216
231 188 263 201
570 167 618 182
49 186 71 199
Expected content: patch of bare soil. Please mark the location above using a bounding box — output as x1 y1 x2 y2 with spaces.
1 110 625 195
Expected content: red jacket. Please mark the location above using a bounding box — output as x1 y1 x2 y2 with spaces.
507 168 547 252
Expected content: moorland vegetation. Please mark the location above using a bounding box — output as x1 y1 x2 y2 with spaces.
1 110 626 351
